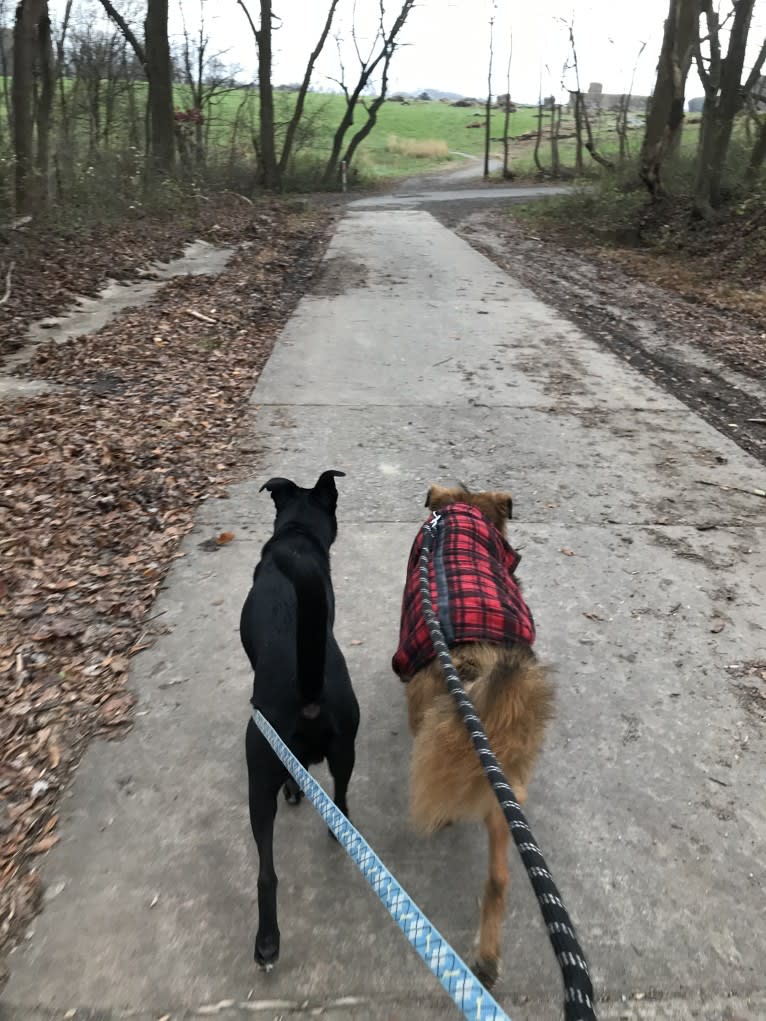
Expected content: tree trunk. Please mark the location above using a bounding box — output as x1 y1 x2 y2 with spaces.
12 0 43 214
549 102 560 176
483 16 494 179
145 0 175 173
257 0 277 187
502 33 513 179
35 3 53 192
55 0 74 150
639 0 699 198
573 92 584 173
745 114 766 184
533 95 545 175
695 0 761 213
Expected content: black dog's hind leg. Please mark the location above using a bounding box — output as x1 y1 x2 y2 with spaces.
246 718 285 969
325 737 356 839
283 776 303 805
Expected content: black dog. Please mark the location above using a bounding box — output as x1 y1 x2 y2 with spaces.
240 469 360 970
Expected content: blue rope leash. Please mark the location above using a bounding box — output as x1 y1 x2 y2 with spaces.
252 709 512 1021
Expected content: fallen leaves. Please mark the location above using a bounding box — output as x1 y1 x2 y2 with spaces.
0 200 336 961
28 834 59 855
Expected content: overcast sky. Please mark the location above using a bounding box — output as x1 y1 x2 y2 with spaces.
58 0 766 106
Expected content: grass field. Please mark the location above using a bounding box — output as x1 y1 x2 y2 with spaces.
196 89 675 180
195 89 557 178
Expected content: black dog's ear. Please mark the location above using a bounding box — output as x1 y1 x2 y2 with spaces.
259 477 298 509
424 486 433 508
505 495 513 520
313 470 345 509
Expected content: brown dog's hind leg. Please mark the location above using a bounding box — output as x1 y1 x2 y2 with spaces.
473 801 510 989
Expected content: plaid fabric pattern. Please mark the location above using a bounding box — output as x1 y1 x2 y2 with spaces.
392 503 535 680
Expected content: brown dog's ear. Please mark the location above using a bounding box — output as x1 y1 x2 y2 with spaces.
424 483 451 509
474 491 513 531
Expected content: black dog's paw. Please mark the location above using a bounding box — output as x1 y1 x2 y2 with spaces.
472 956 499 990
255 933 280 971
283 779 303 806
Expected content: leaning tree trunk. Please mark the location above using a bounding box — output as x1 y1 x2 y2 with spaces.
145 0 175 173
639 0 699 198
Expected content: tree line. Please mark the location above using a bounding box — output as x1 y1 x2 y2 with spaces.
6 0 766 219
486 0 764 218
7 0 415 215
639 0 765 217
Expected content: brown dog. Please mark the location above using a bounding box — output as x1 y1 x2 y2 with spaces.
392 484 555 988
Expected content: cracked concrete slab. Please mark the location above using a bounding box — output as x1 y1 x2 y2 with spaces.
2 209 764 1021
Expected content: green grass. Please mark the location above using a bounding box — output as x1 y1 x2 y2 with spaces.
192 89 545 179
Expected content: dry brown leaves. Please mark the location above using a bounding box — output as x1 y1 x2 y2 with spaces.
0 201 336 960
0 195 263 360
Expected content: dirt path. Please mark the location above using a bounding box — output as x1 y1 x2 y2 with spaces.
432 206 766 467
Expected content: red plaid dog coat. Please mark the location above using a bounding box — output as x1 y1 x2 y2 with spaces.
392 502 535 680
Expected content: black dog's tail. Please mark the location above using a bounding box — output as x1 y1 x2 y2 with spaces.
272 549 328 715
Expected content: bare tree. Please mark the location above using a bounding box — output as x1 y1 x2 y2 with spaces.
177 1 239 167
563 17 612 171
96 0 175 172
54 0 75 147
501 28 513 179
549 100 561 176
236 0 279 187
533 71 546 175
145 0 175 171
745 87 766 183
96 0 146 66
12 0 53 213
616 42 647 167
694 1 766 215
322 0 415 187
278 0 341 180
483 10 495 179
639 0 699 197
572 90 584 173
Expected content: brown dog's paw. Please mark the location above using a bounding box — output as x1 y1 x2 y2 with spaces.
472 956 499 990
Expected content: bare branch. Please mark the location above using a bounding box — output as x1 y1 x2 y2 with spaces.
95 0 146 68
743 35 766 95
278 0 341 176
236 0 259 43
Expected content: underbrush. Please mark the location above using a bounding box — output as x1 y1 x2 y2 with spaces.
516 149 765 280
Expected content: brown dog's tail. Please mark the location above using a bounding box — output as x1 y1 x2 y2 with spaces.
409 644 555 832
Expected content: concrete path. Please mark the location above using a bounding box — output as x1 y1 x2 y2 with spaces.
2 211 765 1021
350 184 570 209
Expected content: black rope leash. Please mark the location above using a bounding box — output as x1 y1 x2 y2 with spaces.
419 513 597 1021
